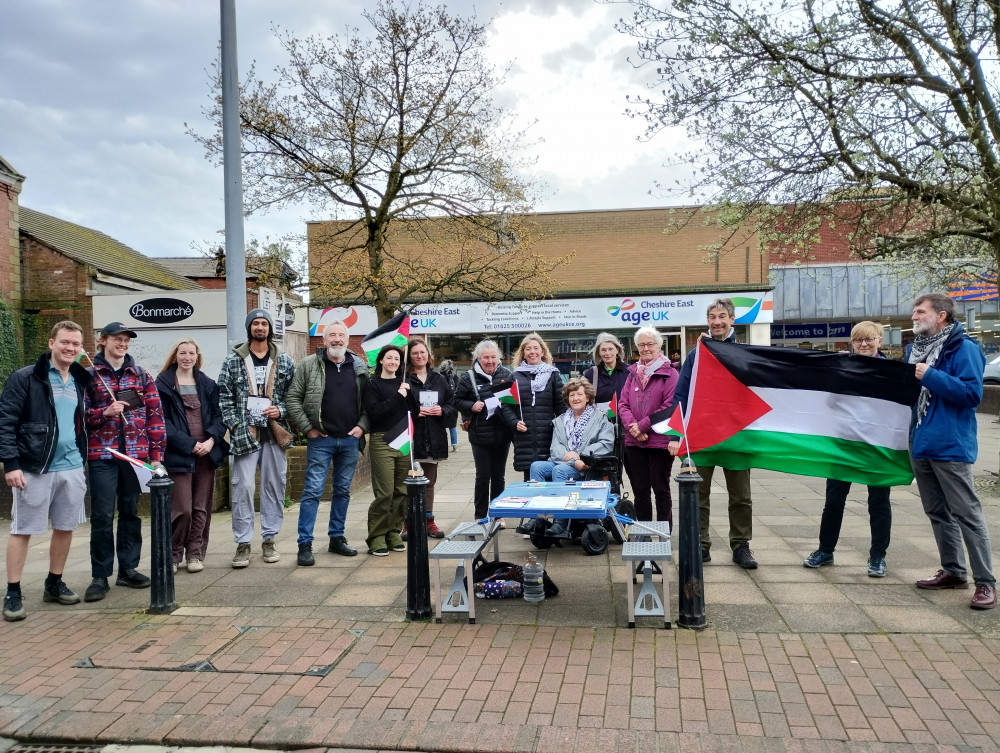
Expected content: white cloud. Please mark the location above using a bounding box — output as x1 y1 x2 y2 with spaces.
1 0 689 260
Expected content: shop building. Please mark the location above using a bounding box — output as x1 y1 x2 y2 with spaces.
306 206 775 373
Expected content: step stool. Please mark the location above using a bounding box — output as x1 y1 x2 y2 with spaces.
621 540 673 629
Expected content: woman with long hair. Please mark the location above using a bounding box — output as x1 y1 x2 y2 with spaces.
363 344 410 556
504 333 566 481
404 338 454 540
155 338 228 573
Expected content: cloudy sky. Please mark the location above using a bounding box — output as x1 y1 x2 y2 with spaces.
2 0 690 260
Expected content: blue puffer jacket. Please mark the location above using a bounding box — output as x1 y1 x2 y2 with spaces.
906 322 985 463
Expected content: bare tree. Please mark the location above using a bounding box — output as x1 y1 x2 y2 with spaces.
191 0 566 323
616 0 1000 282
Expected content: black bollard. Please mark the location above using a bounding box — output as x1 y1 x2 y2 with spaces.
147 473 177 615
675 458 706 629
405 466 432 621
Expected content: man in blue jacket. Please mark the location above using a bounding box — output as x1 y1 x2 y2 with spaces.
1 321 92 621
908 293 995 609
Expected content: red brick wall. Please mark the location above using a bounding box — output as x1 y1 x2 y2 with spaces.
0 181 21 307
21 239 96 354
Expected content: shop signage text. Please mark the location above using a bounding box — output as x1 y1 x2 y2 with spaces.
128 298 194 324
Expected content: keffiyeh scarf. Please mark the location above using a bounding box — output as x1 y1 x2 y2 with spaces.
514 361 559 393
908 323 954 427
563 405 596 453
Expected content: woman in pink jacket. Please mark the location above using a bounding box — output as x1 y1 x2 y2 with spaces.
618 326 678 526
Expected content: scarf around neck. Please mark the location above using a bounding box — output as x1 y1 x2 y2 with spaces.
636 354 668 389
515 361 558 393
908 322 955 426
563 404 596 453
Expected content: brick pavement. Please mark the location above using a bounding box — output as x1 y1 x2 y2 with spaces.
2 418 1000 752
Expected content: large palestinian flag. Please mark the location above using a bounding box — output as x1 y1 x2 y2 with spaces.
361 312 411 367
663 339 921 486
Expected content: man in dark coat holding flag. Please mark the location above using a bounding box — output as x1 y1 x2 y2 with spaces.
908 293 995 609
668 298 757 569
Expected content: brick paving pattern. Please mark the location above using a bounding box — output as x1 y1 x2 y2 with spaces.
2 416 1000 752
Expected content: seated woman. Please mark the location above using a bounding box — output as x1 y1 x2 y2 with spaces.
530 377 615 483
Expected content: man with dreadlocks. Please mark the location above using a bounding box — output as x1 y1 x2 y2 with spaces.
907 292 995 610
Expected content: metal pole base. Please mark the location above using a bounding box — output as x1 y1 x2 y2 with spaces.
406 469 432 621
675 459 706 630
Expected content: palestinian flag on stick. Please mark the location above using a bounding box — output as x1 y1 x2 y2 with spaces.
108 448 157 493
362 312 411 367
659 339 920 487
494 380 520 405
385 413 412 456
596 393 619 420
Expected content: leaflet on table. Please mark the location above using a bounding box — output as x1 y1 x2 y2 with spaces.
523 493 580 509
493 496 529 507
573 498 606 509
579 481 606 489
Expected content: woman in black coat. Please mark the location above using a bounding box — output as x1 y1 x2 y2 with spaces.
404 338 455 539
583 331 632 484
453 339 515 519
504 333 565 480
155 339 228 573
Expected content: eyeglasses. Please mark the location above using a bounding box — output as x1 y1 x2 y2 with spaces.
851 338 877 345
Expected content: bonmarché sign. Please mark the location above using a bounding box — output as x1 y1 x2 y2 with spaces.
129 298 194 324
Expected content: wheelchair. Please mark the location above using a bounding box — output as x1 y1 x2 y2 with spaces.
521 444 634 556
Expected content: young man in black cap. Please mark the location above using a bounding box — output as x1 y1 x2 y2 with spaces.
83 321 166 602
217 308 296 567
2 321 92 621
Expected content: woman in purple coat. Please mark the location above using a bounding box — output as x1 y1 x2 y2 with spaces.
618 326 678 526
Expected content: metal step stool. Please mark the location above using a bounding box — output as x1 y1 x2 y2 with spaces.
621 540 673 629
429 539 489 624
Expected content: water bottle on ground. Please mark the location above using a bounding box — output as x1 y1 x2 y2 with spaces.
523 552 545 603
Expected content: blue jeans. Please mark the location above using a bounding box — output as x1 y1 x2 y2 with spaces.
297 434 360 545
449 426 458 447
529 460 584 483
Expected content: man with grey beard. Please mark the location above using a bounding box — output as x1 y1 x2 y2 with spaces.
287 321 370 565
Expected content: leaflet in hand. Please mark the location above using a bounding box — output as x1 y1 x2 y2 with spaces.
247 396 271 427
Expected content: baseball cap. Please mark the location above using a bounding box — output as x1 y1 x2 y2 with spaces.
100 322 137 338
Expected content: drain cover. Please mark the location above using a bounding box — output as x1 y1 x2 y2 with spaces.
9 745 102 753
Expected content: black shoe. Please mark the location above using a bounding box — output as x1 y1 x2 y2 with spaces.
116 568 151 589
546 520 571 538
297 543 315 567
328 536 358 557
702 548 711 563
43 580 81 605
84 577 110 602
3 591 25 621
732 543 758 570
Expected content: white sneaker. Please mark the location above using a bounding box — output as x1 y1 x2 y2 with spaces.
186 558 204 573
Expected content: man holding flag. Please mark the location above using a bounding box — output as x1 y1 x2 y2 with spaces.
668 298 757 569
908 293 996 609
83 322 166 602
2 322 92 621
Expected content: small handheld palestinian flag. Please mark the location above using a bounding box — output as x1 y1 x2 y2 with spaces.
596 393 618 420
493 379 522 421
649 404 682 437
108 448 162 493
385 413 412 457
362 312 411 367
